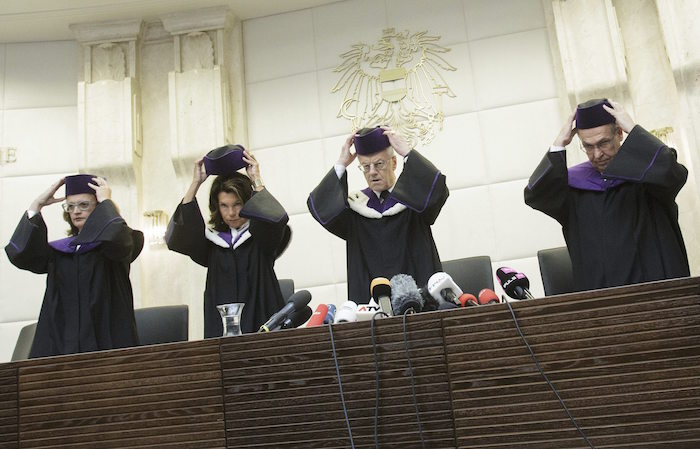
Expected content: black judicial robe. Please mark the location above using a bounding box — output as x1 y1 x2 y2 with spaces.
4 200 143 358
307 150 448 303
525 125 690 292
165 189 291 337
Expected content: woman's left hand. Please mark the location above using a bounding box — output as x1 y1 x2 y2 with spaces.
88 177 112 203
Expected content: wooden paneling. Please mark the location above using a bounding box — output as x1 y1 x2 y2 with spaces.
2 277 700 448
16 340 225 449
0 364 18 449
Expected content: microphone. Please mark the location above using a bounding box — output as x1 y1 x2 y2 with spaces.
323 304 337 324
259 290 312 332
458 293 478 307
427 272 463 306
281 306 313 329
306 304 329 327
370 277 393 316
335 301 357 323
390 274 424 315
496 267 535 300
478 288 500 305
438 301 460 310
418 286 439 312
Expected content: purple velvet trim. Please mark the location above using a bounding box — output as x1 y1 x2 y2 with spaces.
65 174 97 196
568 161 626 192
307 194 332 225
8 241 19 251
361 188 400 213
413 170 441 213
49 237 101 254
218 230 233 247
354 127 390 155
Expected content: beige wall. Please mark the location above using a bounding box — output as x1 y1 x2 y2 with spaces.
1 0 699 361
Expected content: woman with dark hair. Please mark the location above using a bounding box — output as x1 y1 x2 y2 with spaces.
4 175 143 358
166 146 291 337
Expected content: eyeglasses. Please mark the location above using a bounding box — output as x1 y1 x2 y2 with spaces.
62 201 95 213
358 160 388 173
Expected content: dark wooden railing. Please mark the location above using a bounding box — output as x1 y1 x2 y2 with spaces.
2 276 700 448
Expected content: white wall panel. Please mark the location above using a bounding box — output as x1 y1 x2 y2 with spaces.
0 107 78 177
387 0 468 46
424 112 486 189
479 98 560 184
464 0 545 41
243 9 316 83
0 44 5 124
274 212 347 288
488 179 566 261
470 29 557 111
3 41 78 109
312 0 388 71
253 139 326 215
432 185 496 262
247 72 322 149
317 67 353 137
439 42 477 117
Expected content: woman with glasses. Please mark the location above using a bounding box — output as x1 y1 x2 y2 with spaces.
5 174 144 358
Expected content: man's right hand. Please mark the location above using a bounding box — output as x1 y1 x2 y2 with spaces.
337 133 357 167
30 178 65 213
553 109 577 147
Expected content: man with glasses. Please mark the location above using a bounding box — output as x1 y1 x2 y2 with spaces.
308 126 448 303
525 99 690 291
5 174 143 357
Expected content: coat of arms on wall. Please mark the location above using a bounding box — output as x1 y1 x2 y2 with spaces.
333 28 456 148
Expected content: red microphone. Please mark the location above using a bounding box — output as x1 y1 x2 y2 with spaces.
458 293 478 307
478 288 500 305
306 304 329 327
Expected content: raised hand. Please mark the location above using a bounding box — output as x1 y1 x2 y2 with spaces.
603 100 635 133
337 132 357 167
381 126 410 157
88 177 111 203
553 109 577 147
30 178 65 212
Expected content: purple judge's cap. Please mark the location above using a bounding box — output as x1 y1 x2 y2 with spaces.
65 174 97 196
353 127 391 156
203 144 248 175
575 99 615 129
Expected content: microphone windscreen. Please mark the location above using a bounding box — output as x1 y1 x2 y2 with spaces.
390 274 423 315
458 293 478 307
371 277 391 299
286 306 313 328
288 289 312 309
419 287 439 312
335 301 357 323
496 267 530 299
478 288 500 305
306 304 329 327
323 304 336 324
427 272 463 303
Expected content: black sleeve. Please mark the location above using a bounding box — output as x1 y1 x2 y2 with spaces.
4 212 51 274
524 150 569 225
240 188 291 257
165 199 209 267
603 125 688 201
72 200 143 263
307 168 352 240
391 150 449 225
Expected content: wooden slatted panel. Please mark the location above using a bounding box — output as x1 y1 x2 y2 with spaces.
443 278 700 449
16 340 226 449
0 364 18 449
220 313 456 448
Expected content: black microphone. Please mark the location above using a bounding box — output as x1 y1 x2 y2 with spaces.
259 290 312 332
281 305 313 329
418 286 439 312
390 274 424 315
496 267 535 300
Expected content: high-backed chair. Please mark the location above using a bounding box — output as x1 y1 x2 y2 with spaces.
278 278 295 302
134 305 189 346
441 255 494 296
11 322 37 361
537 246 575 296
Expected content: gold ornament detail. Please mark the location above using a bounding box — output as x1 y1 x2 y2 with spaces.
332 28 456 148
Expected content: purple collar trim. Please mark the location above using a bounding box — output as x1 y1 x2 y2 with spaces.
361 188 400 213
49 236 102 254
218 230 233 247
568 161 626 192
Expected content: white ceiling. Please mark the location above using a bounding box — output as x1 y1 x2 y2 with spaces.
0 0 339 43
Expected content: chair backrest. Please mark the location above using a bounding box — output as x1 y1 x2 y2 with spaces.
134 305 189 346
441 255 494 297
11 322 37 361
537 246 575 296
278 279 295 302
